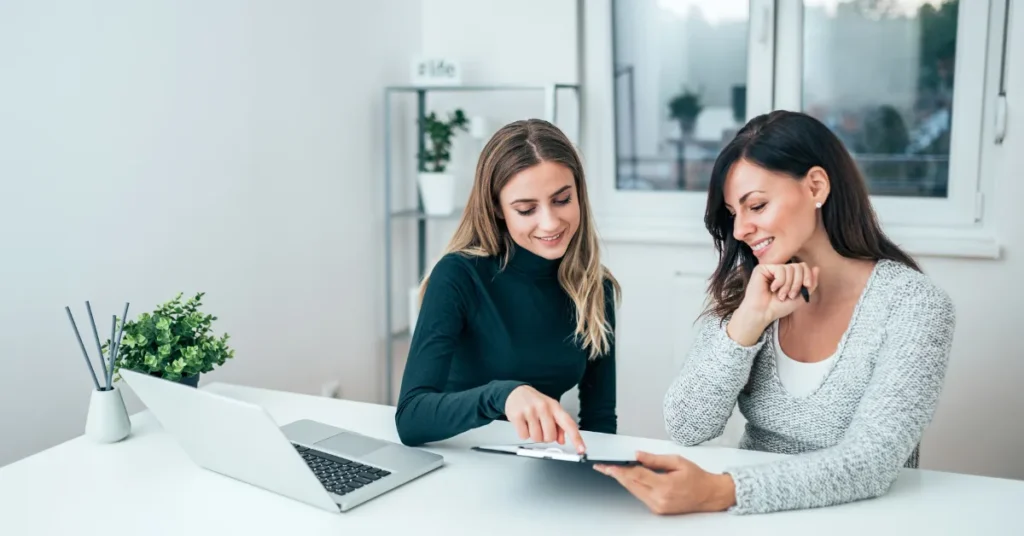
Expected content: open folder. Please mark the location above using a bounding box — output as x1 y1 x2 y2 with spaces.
472 443 640 466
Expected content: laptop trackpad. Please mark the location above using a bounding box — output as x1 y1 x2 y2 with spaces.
315 432 385 458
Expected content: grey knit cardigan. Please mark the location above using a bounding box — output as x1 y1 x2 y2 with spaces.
663 259 956 514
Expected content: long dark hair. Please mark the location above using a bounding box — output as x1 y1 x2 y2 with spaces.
703 110 919 320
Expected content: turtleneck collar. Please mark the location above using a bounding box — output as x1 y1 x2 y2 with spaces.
504 241 561 279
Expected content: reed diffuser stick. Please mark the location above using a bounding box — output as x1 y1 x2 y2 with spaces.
106 315 116 390
107 302 129 388
85 301 109 385
65 306 101 390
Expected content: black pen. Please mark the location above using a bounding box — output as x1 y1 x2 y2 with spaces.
800 286 810 302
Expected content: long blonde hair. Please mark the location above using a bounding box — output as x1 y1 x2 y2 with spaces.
420 119 620 360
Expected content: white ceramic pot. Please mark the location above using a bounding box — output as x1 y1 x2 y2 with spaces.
85 385 131 443
417 172 456 216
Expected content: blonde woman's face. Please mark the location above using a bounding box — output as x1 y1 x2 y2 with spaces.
498 161 580 260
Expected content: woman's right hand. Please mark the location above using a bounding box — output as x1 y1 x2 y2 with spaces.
505 385 586 454
727 262 819 347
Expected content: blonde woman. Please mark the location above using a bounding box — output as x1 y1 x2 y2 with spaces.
395 119 620 452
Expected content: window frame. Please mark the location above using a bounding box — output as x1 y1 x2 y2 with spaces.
582 0 1004 258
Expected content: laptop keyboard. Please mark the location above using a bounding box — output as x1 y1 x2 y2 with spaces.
292 443 391 496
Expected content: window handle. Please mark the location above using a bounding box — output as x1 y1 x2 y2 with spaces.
994 94 1007 145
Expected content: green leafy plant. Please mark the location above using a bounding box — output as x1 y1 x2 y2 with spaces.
109 292 234 382
668 87 704 133
419 109 469 172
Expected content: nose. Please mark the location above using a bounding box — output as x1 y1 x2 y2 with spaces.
733 212 754 242
538 206 561 232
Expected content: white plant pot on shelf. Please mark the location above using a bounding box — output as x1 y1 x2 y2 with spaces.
417 172 455 216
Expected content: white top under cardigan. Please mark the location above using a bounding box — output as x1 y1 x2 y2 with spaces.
771 319 837 397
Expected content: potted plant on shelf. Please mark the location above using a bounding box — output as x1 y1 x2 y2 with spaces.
417 108 469 216
668 87 704 189
110 292 234 388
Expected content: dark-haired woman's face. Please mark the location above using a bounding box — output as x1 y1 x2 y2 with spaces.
723 159 818 264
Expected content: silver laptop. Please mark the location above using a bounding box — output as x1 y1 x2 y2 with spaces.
119 369 444 512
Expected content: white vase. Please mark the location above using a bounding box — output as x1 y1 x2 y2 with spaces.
417 172 456 215
85 385 131 443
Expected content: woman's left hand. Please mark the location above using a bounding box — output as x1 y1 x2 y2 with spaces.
594 451 736 515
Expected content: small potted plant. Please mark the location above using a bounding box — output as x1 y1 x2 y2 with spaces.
417 108 469 215
668 87 704 188
668 87 704 136
110 292 234 387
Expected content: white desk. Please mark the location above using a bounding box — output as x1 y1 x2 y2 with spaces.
2 382 1022 535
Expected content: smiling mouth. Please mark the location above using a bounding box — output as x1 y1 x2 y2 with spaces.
751 237 774 251
537 231 564 242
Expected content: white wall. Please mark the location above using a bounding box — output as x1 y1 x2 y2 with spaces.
0 0 421 467
418 0 581 182
420 0 1024 481
421 0 578 86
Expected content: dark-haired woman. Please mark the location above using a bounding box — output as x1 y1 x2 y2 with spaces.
594 110 956 515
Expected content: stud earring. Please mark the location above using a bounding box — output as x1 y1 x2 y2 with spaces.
815 202 822 209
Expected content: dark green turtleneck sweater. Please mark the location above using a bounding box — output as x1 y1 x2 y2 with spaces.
395 244 617 446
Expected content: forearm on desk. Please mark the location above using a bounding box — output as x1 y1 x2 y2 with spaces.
395 380 525 445
723 433 907 514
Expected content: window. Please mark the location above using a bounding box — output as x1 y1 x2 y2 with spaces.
613 1 751 193
774 0 990 228
800 0 959 199
583 0 1006 253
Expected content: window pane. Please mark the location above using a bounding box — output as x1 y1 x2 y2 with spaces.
613 0 749 191
803 0 958 198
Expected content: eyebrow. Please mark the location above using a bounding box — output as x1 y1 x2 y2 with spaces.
510 185 572 205
726 190 765 209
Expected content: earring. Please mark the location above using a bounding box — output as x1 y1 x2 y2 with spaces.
815 202 822 209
